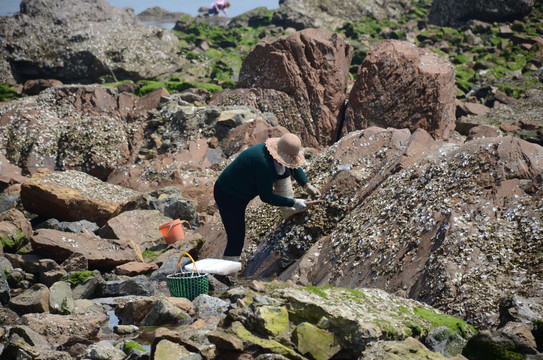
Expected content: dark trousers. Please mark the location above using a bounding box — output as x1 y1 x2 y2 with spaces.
213 168 291 256
214 182 250 256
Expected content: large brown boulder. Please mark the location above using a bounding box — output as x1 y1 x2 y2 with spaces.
20 170 142 226
98 210 173 252
31 228 143 269
276 135 543 328
20 309 108 349
237 28 353 148
343 40 457 141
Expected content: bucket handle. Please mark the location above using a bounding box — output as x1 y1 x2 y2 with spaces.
163 222 175 237
175 252 200 277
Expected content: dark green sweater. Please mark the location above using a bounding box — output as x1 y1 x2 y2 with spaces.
216 143 309 207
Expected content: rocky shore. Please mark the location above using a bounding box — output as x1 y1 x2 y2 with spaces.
0 0 542 359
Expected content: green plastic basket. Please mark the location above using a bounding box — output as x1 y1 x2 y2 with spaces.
167 252 209 300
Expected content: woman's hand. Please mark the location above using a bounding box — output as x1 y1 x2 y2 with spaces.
306 185 321 198
293 199 307 210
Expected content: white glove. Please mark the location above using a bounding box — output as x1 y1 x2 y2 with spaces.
306 185 321 198
293 199 307 210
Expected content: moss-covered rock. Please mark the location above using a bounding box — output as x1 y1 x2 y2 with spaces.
255 305 290 338
293 322 341 360
0 229 25 253
363 337 450 360
62 271 95 287
230 321 308 360
0 83 22 102
123 341 147 354
224 284 475 358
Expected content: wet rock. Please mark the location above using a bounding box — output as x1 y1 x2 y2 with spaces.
343 40 456 140
98 209 172 252
21 170 142 226
429 0 535 27
8 283 50 314
98 276 155 297
0 0 183 84
49 281 75 315
31 229 143 269
238 28 353 148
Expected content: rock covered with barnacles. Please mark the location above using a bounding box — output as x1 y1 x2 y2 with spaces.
244 127 438 277
0 0 184 84
245 127 543 329
0 85 165 180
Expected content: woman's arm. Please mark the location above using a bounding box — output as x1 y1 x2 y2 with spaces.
291 167 310 187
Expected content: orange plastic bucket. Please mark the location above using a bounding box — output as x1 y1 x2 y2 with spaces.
159 219 184 245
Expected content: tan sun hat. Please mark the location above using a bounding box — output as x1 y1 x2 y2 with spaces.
265 133 304 169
